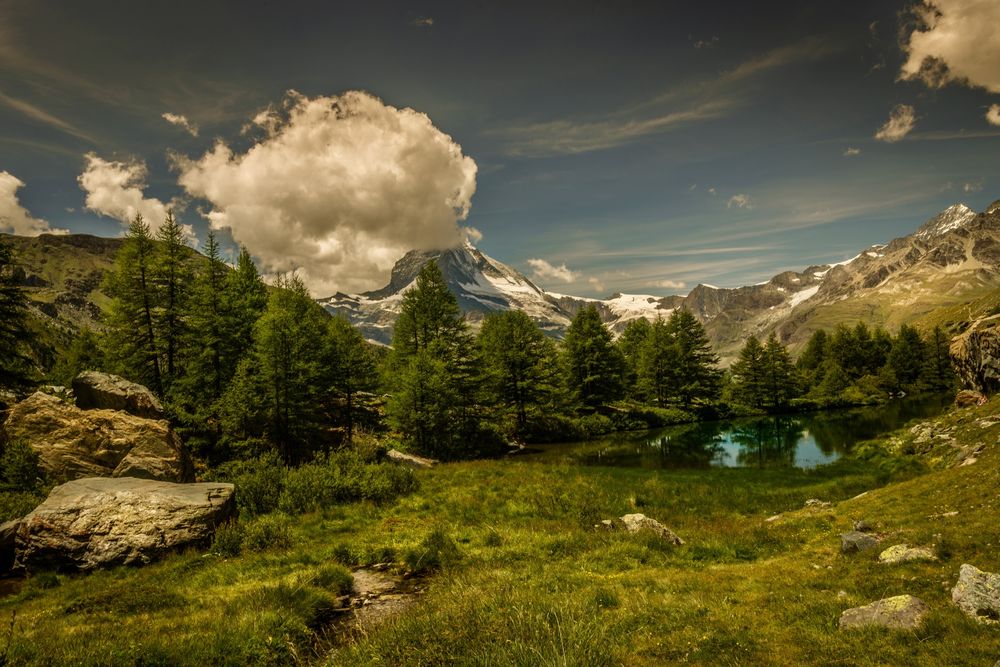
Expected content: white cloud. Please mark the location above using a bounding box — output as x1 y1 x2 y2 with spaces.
174 90 477 295
162 112 198 137
657 279 686 290
987 104 1000 126
412 17 434 27
900 0 1000 92
843 147 861 157
526 258 580 284
963 181 983 193
78 153 191 237
588 277 606 293
707 187 717 195
0 171 66 236
874 105 916 142
727 193 754 209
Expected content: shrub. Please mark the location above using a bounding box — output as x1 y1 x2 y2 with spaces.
403 527 460 573
211 520 244 556
240 583 338 632
0 439 42 491
213 452 285 517
312 563 354 595
277 451 417 514
242 514 293 552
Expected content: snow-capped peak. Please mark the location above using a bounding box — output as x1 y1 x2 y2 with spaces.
915 203 976 240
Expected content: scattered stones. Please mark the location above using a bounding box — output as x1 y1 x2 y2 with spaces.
804 498 832 509
952 563 1000 624
15 477 234 571
878 544 937 565
72 371 165 419
839 595 929 630
619 513 684 545
386 449 438 469
853 519 874 532
2 392 192 482
841 531 878 554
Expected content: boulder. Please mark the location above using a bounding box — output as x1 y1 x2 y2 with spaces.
952 563 1000 624
839 595 929 630
620 513 684 545
950 316 1000 395
72 371 165 419
15 477 235 571
386 449 438 469
840 531 878 554
2 392 192 482
878 544 937 565
955 389 986 408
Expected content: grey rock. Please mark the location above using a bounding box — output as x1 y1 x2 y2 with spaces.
72 371 164 419
952 563 1000 624
878 544 937 565
839 595 929 630
853 519 874 532
804 498 832 509
386 449 438 469
15 477 235 571
2 392 192 482
841 531 878 554
620 513 684 545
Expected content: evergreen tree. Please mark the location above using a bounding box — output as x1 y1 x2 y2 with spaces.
731 336 766 408
665 308 720 408
328 316 378 443
153 211 191 393
222 245 268 384
761 332 796 408
797 329 828 387
637 316 676 407
386 261 483 457
923 325 955 391
562 304 623 408
478 310 560 434
0 236 33 389
887 324 926 388
49 328 106 386
103 215 162 395
617 318 651 399
181 231 227 403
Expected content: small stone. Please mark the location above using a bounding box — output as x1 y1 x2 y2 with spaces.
952 563 1000 624
878 544 938 565
839 595 929 630
853 519 874 532
805 499 832 509
960 457 977 466
619 513 683 545
841 531 878 554
837 590 848 600
765 514 782 523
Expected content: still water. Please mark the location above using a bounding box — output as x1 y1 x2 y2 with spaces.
526 396 952 469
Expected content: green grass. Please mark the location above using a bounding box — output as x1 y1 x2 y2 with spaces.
2 402 1000 665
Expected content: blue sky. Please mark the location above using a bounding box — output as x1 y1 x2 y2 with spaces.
1 0 999 297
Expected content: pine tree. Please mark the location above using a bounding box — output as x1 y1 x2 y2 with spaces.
637 316 676 407
617 318 651 399
665 308 721 408
386 260 483 457
478 310 560 434
0 236 33 389
923 325 955 391
103 215 162 395
153 211 191 393
562 304 623 408
888 324 926 388
328 316 377 443
797 329 828 388
222 245 268 384
761 332 796 408
731 336 766 408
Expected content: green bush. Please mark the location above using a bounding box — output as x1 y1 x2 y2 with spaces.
242 513 293 552
213 452 285 517
0 490 45 522
277 451 417 514
0 439 42 491
211 520 244 556
312 563 354 595
403 527 460 573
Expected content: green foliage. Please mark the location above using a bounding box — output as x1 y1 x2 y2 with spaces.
663 309 721 408
277 451 417 513
562 304 624 407
403 526 461 573
47 328 106 387
215 452 285 517
617 318 651 399
478 310 562 435
328 315 379 442
311 563 353 595
153 211 192 393
241 513 294 552
0 438 42 491
0 235 35 389
210 520 244 557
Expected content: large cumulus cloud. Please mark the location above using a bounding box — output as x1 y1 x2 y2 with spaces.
174 90 478 295
900 0 1000 92
0 171 65 236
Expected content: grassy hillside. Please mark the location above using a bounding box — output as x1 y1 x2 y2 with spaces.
1 400 998 665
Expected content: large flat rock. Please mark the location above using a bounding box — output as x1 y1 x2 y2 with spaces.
839 595 929 630
72 371 165 419
15 477 235 571
2 392 192 482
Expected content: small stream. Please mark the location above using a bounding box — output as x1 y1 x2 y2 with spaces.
525 395 952 469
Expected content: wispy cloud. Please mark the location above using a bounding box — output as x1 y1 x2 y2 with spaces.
162 112 198 136
411 17 434 27
727 193 754 209
0 91 96 143
874 104 916 143
526 258 579 283
656 279 686 290
843 147 861 157
493 38 838 158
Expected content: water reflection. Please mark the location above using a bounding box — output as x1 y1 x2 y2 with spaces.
526 395 951 470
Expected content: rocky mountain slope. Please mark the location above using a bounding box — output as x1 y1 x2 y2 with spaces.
320 200 1000 359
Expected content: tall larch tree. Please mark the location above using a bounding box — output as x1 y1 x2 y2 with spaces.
562 304 623 408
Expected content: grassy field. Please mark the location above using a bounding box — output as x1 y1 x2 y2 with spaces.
1 402 999 665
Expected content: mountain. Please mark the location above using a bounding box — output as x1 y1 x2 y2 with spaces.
320 200 1000 361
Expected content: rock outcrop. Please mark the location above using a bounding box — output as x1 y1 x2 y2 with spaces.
950 316 1000 395
840 531 878 554
878 544 937 565
952 563 1000 624
839 595 929 630
2 392 192 482
72 371 165 419
15 477 235 571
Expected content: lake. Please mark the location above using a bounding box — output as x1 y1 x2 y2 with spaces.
525 395 952 469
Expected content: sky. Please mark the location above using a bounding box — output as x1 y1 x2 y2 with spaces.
1 0 999 298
